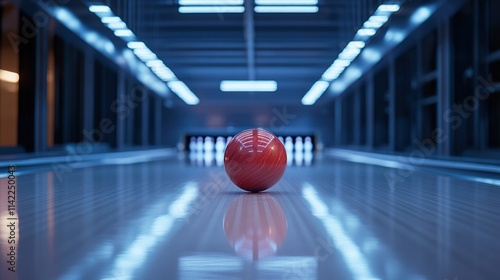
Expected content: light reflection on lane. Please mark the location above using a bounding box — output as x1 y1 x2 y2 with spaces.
108 184 198 279
59 182 199 280
179 254 243 280
301 182 425 280
302 184 377 280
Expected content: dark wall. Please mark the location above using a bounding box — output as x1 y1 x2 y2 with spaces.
163 104 334 148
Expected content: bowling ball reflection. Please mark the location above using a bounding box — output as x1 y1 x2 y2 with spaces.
223 193 287 261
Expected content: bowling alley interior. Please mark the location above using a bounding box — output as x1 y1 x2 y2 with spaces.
1 0 500 279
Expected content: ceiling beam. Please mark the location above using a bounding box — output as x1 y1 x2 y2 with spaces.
244 0 255 80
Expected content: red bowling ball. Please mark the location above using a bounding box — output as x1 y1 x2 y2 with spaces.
224 128 287 192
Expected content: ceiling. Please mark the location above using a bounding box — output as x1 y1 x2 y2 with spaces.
68 0 388 106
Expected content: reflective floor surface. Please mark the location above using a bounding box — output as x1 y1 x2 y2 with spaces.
1 154 499 280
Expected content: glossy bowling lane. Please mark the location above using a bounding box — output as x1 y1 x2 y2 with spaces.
2 155 499 280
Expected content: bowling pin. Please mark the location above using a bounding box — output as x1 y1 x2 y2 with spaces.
284 136 294 154
204 136 214 153
189 137 196 152
278 136 284 144
295 136 304 153
215 136 225 153
226 136 232 147
285 136 294 165
304 136 313 152
196 136 204 152
215 136 225 166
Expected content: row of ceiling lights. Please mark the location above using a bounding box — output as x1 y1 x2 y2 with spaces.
180 0 319 93
89 1 400 106
178 0 319 14
89 4 200 105
301 2 401 105
89 1 320 105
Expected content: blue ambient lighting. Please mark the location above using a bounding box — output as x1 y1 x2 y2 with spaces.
89 3 200 104
301 1 401 105
168 81 200 105
301 81 330 105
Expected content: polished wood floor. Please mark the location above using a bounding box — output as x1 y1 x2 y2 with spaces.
1 153 499 280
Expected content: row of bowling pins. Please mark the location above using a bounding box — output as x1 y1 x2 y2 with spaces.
189 150 225 167
278 136 314 154
189 136 232 153
280 136 314 166
189 149 314 167
188 136 314 153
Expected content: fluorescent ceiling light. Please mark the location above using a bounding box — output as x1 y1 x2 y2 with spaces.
301 81 330 105
136 54 157 61
377 4 400 13
146 60 164 67
346 41 365 49
156 73 177 81
151 66 172 73
322 66 344 81
333 59 351 67
341 48 362 56
107 22 127 29
127 41 146 49
101 16 121 23
255 6 318 13
368 15 389 23
114 29 134 37
89 5 111 13
134 49 157 60
0 69 19 83
53 7 81 30
363 21 384 29
168 81 200 105
339 48 361 59
179 0 244 5
152 66 177 80
179 6 245 13
411 6 432 24
255 0 318 5
357 28 376 36
133 48 153 55
220 80 277 92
